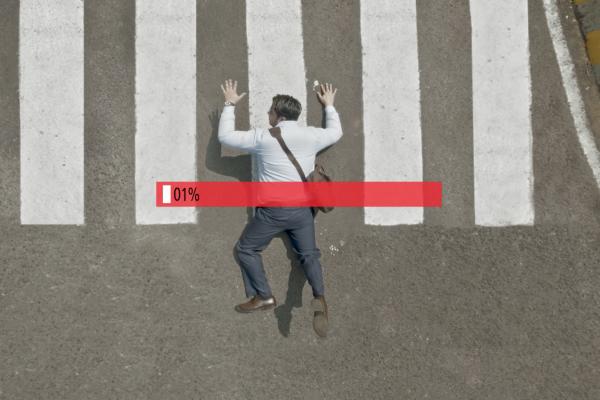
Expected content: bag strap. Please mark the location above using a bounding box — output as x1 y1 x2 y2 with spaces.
269 127 308 182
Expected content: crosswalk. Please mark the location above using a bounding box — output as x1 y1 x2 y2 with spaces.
471 0 534 226
7 0 598 226
19 0 84 225
135 0 197 224
361 0 423 225
246 0 307 218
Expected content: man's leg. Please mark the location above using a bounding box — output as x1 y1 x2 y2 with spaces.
285 207 329 336
284 208 325 297
235 207 286 299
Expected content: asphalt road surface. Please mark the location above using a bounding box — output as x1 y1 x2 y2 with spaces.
1 0 600 399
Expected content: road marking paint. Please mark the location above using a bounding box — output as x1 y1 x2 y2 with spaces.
360 0 423 225
135 0 196 224
543 0 600 191
471 1 534 226
245 0 307 186
20 0 84 224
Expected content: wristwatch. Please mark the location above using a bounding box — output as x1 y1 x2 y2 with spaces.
224 101 235 107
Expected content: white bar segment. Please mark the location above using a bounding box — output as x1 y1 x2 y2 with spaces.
246 0 307 182
19 0 84 224
360 0 423 225
471 1 534 226
135 0 196 224
162 185 171 204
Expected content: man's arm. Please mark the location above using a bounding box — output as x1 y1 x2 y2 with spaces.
315 83 343 152
217 79 259 153
218 105 260 153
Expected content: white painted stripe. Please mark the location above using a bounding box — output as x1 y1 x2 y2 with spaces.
360 0 423 225
135 0 196 224
543 0 600 190
245 0 307 188
471 1 534 226
19 0 84 225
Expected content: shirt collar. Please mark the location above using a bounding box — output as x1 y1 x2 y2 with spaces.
275 120 298 127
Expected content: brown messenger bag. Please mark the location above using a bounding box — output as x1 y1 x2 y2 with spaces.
268 127 334 216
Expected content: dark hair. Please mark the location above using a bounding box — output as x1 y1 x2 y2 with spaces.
271 94 302 121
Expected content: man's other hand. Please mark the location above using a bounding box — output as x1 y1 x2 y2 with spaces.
316 82 337 107
220 79 247 105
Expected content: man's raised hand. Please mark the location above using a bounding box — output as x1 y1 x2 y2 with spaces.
316 82 337 107
220 79 247 105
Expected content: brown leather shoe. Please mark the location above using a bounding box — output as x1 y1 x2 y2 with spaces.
235 295 277 313
311 296 328 337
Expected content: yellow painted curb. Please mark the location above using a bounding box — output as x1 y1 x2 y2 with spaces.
586 30 600 64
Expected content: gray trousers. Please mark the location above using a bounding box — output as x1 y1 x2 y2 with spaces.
234 206 324 299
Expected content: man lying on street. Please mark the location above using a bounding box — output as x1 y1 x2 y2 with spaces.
218 79 342 337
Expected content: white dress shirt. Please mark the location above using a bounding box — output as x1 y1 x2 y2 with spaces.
218 105 343 182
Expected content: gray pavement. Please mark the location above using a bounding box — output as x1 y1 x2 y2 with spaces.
1 0 600 399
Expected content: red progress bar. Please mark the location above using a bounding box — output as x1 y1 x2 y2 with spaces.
157 181 442 207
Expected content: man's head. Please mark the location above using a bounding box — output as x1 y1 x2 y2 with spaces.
268 94 302 127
